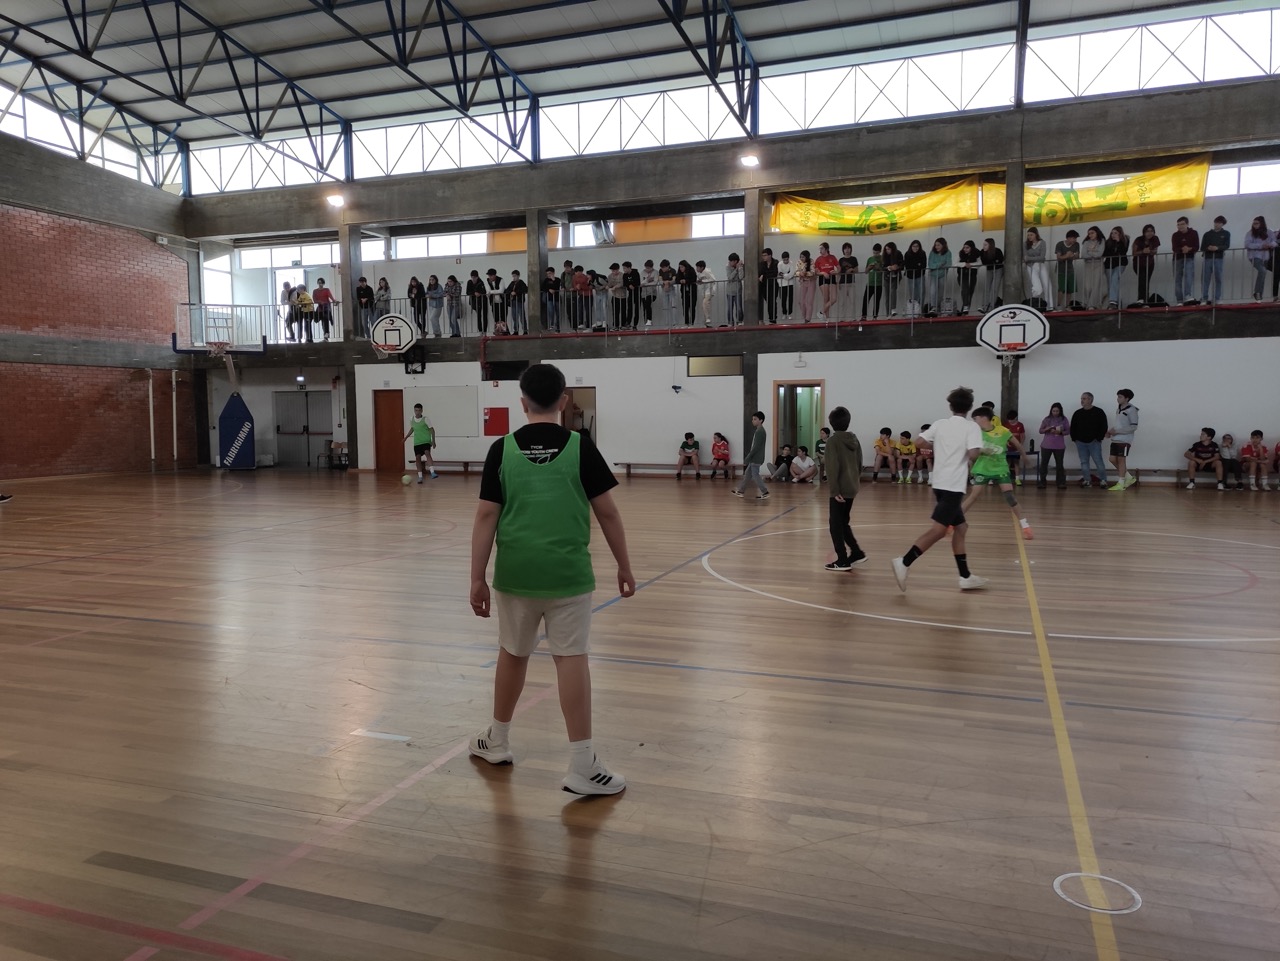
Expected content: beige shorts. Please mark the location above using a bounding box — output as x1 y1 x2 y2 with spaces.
495 590 593 658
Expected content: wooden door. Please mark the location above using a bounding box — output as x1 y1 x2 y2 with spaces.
373 389 405 471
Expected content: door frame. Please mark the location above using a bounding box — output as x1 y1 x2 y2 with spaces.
770 379 826 451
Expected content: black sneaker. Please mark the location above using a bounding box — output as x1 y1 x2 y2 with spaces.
824 561 853 573
759 490 771 499
848 554 869 567
0 493 11 504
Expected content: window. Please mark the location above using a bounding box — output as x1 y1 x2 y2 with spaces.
688 355 744 377
428 234 461 257
691 212 745 239
1205 167 1239 197
1239 162 1280 195
202 254 233 305
394 237 429 259
300 243 336 266
460 232 488 255
239 248 271 270
571 223 598 248
361 238 386 261
271 246 302 268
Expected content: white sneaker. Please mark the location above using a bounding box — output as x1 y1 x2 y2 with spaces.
1264 482 1272 491
1217 482 1225 491
417 472 424 484
891 557 909 593
562 755 626 795
469 727 513 764
1185 482 1195 490
959 575 989 591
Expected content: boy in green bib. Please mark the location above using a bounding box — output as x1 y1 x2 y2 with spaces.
403 404 438 481
962 407 1034 540
469 363 635 795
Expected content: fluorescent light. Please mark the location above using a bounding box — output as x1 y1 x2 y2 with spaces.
326 194 345 208
740 154 760 168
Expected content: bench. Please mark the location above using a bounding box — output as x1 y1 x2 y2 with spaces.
614 461 744 478
408 459 478 473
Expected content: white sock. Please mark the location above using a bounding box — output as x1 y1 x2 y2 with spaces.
490 718 511 744
568 738 594 775
1020 517 1031 529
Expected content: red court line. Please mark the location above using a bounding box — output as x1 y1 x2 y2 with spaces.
168 684 557 938
0 892 288 961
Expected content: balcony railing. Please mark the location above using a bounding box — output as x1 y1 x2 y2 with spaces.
178 248 1274 351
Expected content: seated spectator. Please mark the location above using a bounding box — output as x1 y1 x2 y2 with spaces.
1241 430 1271 491
676 432 701 479
769 444 795 481
916 425 933 483
871 428 898 482
708 432 731 479
1219 433 1243 490
790 446 818 483
1184 428 1223 490
894 431 919 483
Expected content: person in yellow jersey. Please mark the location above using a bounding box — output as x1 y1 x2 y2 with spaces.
468 364 635 795
894 430 920 483
963 407 1034 540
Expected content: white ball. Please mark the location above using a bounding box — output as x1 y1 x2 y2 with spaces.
402 474 412 485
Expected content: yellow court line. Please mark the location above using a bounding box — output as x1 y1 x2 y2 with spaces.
1012 516 1121 961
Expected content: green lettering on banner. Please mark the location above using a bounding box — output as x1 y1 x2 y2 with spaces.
819 205 901 235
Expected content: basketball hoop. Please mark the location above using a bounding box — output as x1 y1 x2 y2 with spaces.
207 341 231 357
371 343 403 359
998 342 1026 368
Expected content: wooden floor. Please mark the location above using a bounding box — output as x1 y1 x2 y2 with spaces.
1 469 1278 961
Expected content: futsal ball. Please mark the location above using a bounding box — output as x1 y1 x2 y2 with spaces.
402 474 412 485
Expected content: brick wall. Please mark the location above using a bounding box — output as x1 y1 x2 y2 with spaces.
1 203 196 477
0 364 197 478
0 202 189 341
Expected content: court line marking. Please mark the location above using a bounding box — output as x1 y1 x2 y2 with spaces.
703 526 1280 644
1013 517 1122 960
0 892 287 961
113 685 557 961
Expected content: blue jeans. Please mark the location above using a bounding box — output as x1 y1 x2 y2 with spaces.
509 298 527 334
1173 258 1195 303
1106 266 1123 306
1076 440 1108 486
1201 258 1223 301
542 294 559 331
1250 258 1268 299
726 293 741 326
736 463 767 495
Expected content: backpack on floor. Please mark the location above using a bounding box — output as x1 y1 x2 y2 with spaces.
939 298 956 316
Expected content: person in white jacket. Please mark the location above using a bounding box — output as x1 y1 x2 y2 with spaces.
696 260 716 326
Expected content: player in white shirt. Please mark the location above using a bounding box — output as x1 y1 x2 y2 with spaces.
891 387 988 592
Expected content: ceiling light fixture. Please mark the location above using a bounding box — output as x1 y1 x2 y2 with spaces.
740 154 760 168
326 194 346 208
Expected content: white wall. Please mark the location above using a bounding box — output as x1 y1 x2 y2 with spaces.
208 366 345 466
351 355 742 470
759 337 1280 473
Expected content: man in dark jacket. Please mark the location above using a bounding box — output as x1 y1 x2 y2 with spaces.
1070 391 1109 488
824 406 867 571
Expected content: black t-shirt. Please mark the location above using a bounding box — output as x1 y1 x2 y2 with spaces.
479 424 617 504
1188 440 1219 461
838 255 859 282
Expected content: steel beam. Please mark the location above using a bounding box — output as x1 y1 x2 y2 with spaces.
657 0 760 138
302 0 538 161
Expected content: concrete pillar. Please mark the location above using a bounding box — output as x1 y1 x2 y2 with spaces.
343 362 360 469
526 208 547 332
338 223 362 340
742 351 758 453
1002 163 1025 307
743 188 762 326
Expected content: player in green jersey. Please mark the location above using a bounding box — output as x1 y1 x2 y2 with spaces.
963 407 1034 540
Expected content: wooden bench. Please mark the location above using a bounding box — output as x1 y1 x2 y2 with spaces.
614 462 744 478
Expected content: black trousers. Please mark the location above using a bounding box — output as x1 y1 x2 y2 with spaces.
861 286 882 318
828 497 863 564
1039 448 1065 487
779 286 794 317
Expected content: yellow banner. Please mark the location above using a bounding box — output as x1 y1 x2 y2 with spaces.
981 156 1210 230
770 177 981 236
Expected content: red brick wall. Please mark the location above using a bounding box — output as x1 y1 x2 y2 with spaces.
0 202 188 341
0 364 197 478
1 204 196 477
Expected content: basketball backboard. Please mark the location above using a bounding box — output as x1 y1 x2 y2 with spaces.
975 304 1050 356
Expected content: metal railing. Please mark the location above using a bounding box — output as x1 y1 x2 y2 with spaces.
179 249 1275 350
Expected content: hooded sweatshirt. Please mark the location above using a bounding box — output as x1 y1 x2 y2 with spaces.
824 430 864 499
